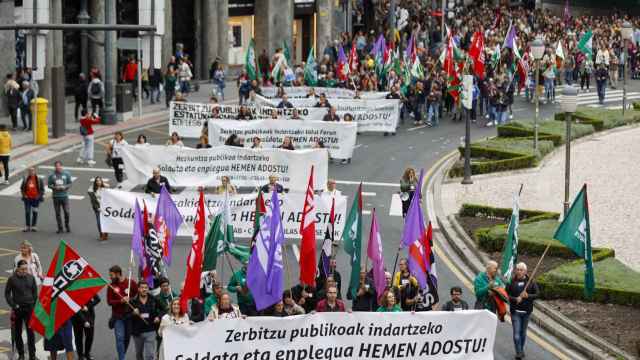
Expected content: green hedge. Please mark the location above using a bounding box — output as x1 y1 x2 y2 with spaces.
459 203 558 220
633 101 640 110
554 107 640 131
449 138 554 178
538 257 640 307
498 121 595 144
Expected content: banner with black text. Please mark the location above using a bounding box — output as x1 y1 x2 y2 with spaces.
163 311 497 360
119 145 328 191
100 189 346 239
208 120 357 159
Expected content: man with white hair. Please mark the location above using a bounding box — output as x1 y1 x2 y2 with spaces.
473 260 506 314
506 262 539 360
19 81 35 131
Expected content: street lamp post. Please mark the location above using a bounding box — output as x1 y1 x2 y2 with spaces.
621 21 633 116
561 86 578 217
531 38 546 152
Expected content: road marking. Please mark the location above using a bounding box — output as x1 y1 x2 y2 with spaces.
39 165 115 173
361 191 376 197
144 126 170 136
407 124 428 131
335 180 398 188
0 309 8 316
0 229 20 235
0 276 6 284
362 210 372 215
389 193 403 217
354 144 363 149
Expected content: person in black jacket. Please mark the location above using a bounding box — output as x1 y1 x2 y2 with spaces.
72 294 100 360
148 68 163 104
130 282 161 360
507 262 539 360
5 74 21 130
348 269 377 311
145 168 172 195
75 73 89 120
4 260 37 360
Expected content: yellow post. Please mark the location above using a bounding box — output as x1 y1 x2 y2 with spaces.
31 98 49 145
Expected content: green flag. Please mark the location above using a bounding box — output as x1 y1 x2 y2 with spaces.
342 184 363 299
283 40 292 65
304 48 318 86
245 38 260 81
553 184 595 298
500 193 520 283
203 193 250 271
577 30 593 59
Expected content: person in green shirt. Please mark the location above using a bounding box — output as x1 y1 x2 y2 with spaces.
473 260 506 313
376 290 402 312
204 282 224 316
227 265 256 316
155 278 178 316
164 68 177 108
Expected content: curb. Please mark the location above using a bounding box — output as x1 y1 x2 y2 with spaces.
432 152 635 359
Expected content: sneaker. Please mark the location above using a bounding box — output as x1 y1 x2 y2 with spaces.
66 227 71 233
56 228 63 234
76 157 84 164
87 160 96 166
30 227 37 232
509 114 514 120
341 159 348 164
3 180 9 185
486 121 495 127
23 227 30 232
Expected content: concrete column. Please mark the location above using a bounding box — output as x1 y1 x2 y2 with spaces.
161 0 172 70
254 0 294 58
202 0 218 78
78 0 90 76
217 0 229 65
89 0 105 73
316 0 334 59
193 0 202 78
51 0 63 67
0 1 16 116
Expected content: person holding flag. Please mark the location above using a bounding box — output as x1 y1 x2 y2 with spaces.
107 265 137 360
507 262 540 360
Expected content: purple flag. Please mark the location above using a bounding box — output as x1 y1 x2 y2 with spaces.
371 34 386 57
247 190 285 311
503 22 517 50
400 169 429 289
367 209 386 300
154 185 183 266
405 32 415 62
131 200 145 265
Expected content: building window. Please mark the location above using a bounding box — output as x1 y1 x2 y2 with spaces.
232 25 242 48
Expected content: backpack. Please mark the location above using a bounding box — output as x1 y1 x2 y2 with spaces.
90 81 101 96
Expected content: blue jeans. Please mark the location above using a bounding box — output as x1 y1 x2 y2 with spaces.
81 134 95 162
23 198 40 227
150 87 161 103
597 80 607 103
179 80 190 94
511 311 530 355
428 103 439 125
94 210 102 234
544 78 555 102
133 331 157 360
114 318 132 360
564 69 573 85
496 111 508 125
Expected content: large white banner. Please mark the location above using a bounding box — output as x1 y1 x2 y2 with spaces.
260 86 388 99
164 311 497 360
207 120 358 159
119 145 328 191
170 101 328 138
100 189 347 239
256 95 401 133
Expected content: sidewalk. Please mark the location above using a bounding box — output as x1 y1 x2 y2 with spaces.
4 80 238 177
440 125 640 271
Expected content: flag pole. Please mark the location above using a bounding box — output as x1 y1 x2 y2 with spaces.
522 242 552 294
127 249 134 297
107 283 149 325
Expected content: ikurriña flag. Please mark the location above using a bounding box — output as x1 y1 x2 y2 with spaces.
30 241 107 339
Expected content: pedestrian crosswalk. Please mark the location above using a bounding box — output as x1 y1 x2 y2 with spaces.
555 88 640 107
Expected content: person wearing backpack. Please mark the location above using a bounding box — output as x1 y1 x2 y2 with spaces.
77 110 101 166
88 74 104 116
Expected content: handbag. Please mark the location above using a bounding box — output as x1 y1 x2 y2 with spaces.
105 153 113 167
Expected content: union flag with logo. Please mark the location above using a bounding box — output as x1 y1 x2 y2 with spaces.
30 241 107 339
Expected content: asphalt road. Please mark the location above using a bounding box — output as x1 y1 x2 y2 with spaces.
0 85 610 360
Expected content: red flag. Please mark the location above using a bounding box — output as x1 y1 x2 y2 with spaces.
443 34 462 101
469 31 486 79
299 166 317 286
516 54 529 91
30 241 107 339
180 189 206 313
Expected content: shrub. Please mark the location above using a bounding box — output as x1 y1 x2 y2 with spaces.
459 203 558 220
538 257 640 307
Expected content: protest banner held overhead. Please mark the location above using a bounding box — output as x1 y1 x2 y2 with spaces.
208 120 358 159
163 311 497 360
259 86 388 99
100 189 347 239
119 145 328 191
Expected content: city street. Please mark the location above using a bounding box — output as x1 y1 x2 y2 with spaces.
0 85 605 359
